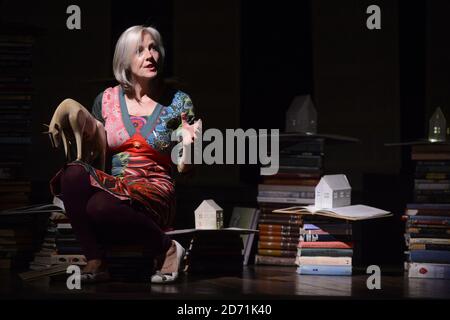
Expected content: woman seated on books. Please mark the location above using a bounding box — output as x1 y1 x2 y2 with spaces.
49 25 201 283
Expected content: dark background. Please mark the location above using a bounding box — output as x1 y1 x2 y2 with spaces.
1 0 449 267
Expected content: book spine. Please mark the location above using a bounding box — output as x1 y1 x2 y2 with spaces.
258 184 315 192
261 178 320 186
407 225 450 232
259 235 299 243
263 172 322 179
297 256 352 266
258 191 315 199
409 233 450 239
299 233 342 242
254 254 296 266
257 196 314 204
258 218 303 226
259 230 300 238
408 216 450 225
260 213 303 221
407 203 450 210
408 243 450 251
405 208 450 216
258 241 298 250
412 153 450 161
407 263 450 279
279 155 323 167
409 250 450 264
409 238 450 245
259 224 301 232
298 241 353 249
296 265 352 276
415 173 450 180
302 223 353 234
298 248 353 257
257 249 296 257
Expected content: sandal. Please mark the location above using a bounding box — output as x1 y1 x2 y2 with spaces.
151 240 185 284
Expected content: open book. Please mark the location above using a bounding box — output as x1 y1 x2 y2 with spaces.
166 227 259 236
19 264 70 281
0 196 65 215
273 204 391 221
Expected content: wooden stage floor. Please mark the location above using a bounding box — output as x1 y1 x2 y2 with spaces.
1 265 449 300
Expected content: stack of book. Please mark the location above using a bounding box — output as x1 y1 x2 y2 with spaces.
274 204 391 275
31 216 155 280
0 206 50 270
54 220 84 258
0 33 34 210
29 213 58 270
254 138 324 266
412 144 450 204
257 138 323 206
404 204 450 279
254 209 303 266
296 220 353 276
403 143 450 279
0 219 39 270
29 212 87 270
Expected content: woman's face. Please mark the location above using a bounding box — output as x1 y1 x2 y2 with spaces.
130 32 160 82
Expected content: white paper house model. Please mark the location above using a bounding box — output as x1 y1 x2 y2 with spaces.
285 95 317 134
315 174 351 209
194 200 224 229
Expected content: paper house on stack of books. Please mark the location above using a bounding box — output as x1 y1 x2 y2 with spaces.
315 174 351 209
285 94 317 134
194 200 224 229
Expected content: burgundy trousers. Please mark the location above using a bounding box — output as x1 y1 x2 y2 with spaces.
58 164 172 261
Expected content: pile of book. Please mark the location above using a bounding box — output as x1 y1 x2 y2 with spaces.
0 181 32 212
412 144 450 204
254 138 325 266
0 33 34 210
257 138 323 206
273 204 391 275
403 143 450 279
29 212 86 270
296 220 353 276
30 213 153 281
404 204 450 279
0 205 52 271
254 208 302 266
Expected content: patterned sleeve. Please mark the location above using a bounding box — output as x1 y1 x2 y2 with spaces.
91 92 105 125
176 92 195 129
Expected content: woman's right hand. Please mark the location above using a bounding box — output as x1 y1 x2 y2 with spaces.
177 113 201 173
180 112 202 147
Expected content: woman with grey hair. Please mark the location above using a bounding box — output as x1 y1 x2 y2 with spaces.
50 25 201 284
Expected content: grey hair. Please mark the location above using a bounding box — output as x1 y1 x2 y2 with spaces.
112 25 165 91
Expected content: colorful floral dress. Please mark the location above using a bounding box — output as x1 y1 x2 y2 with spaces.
50 85 195 228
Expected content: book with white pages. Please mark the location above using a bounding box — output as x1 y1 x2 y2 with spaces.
0 196 65 215
273 204 391 221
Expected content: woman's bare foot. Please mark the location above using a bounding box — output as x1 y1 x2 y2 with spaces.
81 259 110 283
151 240 185 284
83 259 106 273
159 241 179 274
